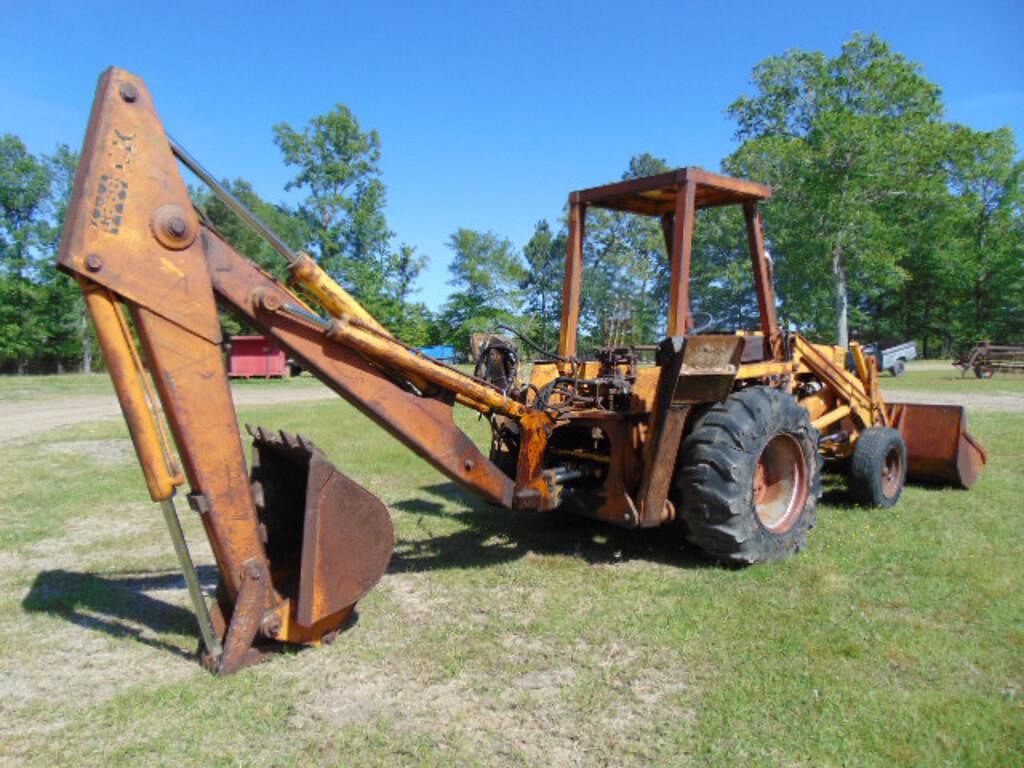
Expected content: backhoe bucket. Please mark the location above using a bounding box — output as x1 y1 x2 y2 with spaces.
886 404 987 489
248 426 394 637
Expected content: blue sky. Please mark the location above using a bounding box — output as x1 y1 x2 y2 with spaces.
3 1 1021 309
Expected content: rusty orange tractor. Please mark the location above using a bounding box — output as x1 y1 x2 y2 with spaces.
57 68 987 673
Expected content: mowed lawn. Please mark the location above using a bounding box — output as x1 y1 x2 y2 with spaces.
881 364 1024 395
0 371 1021 766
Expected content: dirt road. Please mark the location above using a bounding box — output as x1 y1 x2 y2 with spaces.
882 388 1024 412
0 382 335 443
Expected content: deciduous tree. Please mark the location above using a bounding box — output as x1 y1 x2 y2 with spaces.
274 105 431 339
520 220 565 351
440 228 525 353
0 135 53 372
726 34 945 347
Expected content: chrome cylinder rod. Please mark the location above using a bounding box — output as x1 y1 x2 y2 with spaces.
160 498 223 660
280 301 332 331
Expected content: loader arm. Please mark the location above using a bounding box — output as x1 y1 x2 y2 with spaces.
57 67 523 672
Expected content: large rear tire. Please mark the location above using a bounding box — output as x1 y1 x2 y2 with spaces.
676 387 822 564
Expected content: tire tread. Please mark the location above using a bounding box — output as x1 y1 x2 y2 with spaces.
675 387 822 564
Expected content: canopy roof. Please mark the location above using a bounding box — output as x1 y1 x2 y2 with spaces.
570 167 772 216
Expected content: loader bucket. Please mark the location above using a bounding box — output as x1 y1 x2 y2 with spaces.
248 426 394 635
886 404 988 489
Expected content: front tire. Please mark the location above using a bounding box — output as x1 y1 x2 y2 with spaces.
848 427 906 508
676 387 822 564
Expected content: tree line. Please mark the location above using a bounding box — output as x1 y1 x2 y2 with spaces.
2 34 1020 374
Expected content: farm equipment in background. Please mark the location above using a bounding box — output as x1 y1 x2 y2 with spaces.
56 68 987 674
226 335 288 379
955 342 1024 378
416 345 458 364
862 340 917 377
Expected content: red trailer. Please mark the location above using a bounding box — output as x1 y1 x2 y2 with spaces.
227 335 287 378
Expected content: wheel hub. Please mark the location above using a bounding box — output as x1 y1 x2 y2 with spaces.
754 434 808 533
880 445 904 499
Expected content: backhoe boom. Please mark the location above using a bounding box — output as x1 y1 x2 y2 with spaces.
58 67 519 672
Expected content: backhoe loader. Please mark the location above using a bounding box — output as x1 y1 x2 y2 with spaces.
57 68 988 674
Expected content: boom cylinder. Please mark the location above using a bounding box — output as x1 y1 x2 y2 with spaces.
289 253 391 337
326 316 527 418
80 279 184 500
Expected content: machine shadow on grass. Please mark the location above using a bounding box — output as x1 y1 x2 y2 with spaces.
389 481 711 574
22 567 219 658
819 473 861 510
22 483 715 654
819 470 969 510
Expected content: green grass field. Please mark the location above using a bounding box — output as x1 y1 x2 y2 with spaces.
0 370 1021 766
882 365 1024 395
